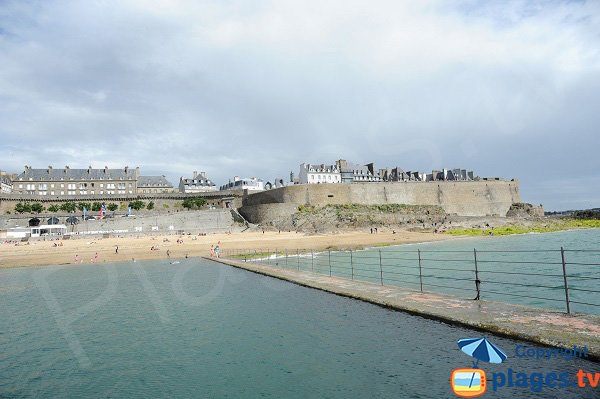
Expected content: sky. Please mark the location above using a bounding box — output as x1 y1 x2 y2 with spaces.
0 0 599 211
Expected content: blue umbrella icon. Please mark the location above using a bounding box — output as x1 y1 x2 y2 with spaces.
458 337 507 388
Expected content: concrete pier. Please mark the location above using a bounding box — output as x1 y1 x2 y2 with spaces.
206 256 600 361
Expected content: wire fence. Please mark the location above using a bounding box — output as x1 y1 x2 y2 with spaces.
220 247 600 315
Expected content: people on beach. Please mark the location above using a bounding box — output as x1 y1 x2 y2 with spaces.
167 249 171 258
115 246 119 254
214 245 220 258
210 245 215 257
74 254 81 263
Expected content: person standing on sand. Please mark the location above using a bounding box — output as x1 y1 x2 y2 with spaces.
115 246 119 254
210 245 215 257
167 249 171 258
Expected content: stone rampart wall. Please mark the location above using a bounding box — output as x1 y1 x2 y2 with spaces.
240 181 520 223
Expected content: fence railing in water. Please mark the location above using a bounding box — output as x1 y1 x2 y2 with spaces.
220 247 600 315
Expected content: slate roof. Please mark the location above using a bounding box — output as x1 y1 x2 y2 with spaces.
17 166 138 181
138 175 173 187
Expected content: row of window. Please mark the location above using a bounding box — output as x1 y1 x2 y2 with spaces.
309 174 341 182
24 190 134 196
18 183 132 190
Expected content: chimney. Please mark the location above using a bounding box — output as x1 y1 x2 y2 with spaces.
135 166 140 178
88 165 92 174
200 171 206 178
48 165 53 174
64 165 70 174
124 166 129 174
104 166 108 174
193 171 198 179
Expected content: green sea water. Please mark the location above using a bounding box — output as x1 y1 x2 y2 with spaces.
265 229 600 314
0 251 598 398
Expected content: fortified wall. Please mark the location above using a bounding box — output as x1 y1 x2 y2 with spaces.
239 181 520 224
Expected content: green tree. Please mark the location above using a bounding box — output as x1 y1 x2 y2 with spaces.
91 202 103 212
60 202 77 212
147 201 155 210
48 204 59 213
107 203 119 212
182 197 207 209
77 202 91 212
128 200 146 211
15 202 32 214
31 203 45 213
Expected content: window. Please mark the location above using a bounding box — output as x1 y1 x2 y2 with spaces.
79 183 87 189
50 184 55 188
60 183 64 188
100 183 104 188
60 191 64 195
19 184 23 189
68 191 76 195
50 191 54 195
39 184 47 190
80 190 87 195
68 184 76 190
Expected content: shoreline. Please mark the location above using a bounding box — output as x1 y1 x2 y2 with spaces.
0 229 452 269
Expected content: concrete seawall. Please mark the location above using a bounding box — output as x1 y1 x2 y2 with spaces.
206 256 600 361
240 181 520 223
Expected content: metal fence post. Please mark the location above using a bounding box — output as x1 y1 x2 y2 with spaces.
418 249 423 292
473 249 481 300
329 250 331 276
379 249 383 285
285 249 288 267
350 249 354 280
561 247 571 314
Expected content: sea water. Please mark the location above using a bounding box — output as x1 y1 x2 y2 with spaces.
279 229 600 314
0 257 598 398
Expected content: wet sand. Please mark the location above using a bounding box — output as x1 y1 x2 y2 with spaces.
0 230 451 268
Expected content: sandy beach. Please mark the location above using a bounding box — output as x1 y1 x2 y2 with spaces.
0 229 451 268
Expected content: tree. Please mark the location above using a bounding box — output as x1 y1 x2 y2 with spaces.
77 202 91 212
147 201 155 210
91 202 102 212
48 205 59 213
128 200 146 211
107 203 119 212
60 202 77 212
31 203 45 213
15 202 32 214
182 197 207 209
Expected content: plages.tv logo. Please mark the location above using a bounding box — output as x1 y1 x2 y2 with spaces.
451 337 507 397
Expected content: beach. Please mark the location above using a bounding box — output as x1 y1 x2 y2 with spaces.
0 230 451 268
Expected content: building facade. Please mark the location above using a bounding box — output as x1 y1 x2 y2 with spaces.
138 176 175 193
179 171 217 193
0 175 12 193
13 166 139 196
298 163 341 184
220 176 264 191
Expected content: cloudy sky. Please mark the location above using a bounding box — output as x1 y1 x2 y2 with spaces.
1 0 598 210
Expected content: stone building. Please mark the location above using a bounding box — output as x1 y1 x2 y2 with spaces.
220 176 264 191
179 171 217 193
298 163 341 184
0 175 12 193
13 166 139 196
137 176 174 193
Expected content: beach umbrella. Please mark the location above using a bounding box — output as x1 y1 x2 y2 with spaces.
458 337 507 388
47 216 59 225
66 216 79 225
458 338 507 366
28 217 40 227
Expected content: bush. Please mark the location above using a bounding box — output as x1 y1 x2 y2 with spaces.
15 202 32 214
77 202 91 212
107 203 119 212
182 197 206 209
60 202 77 212
147 201 155 210
48 205 59 213
128 200 146 211
91 202 103 212
31 203 45 213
